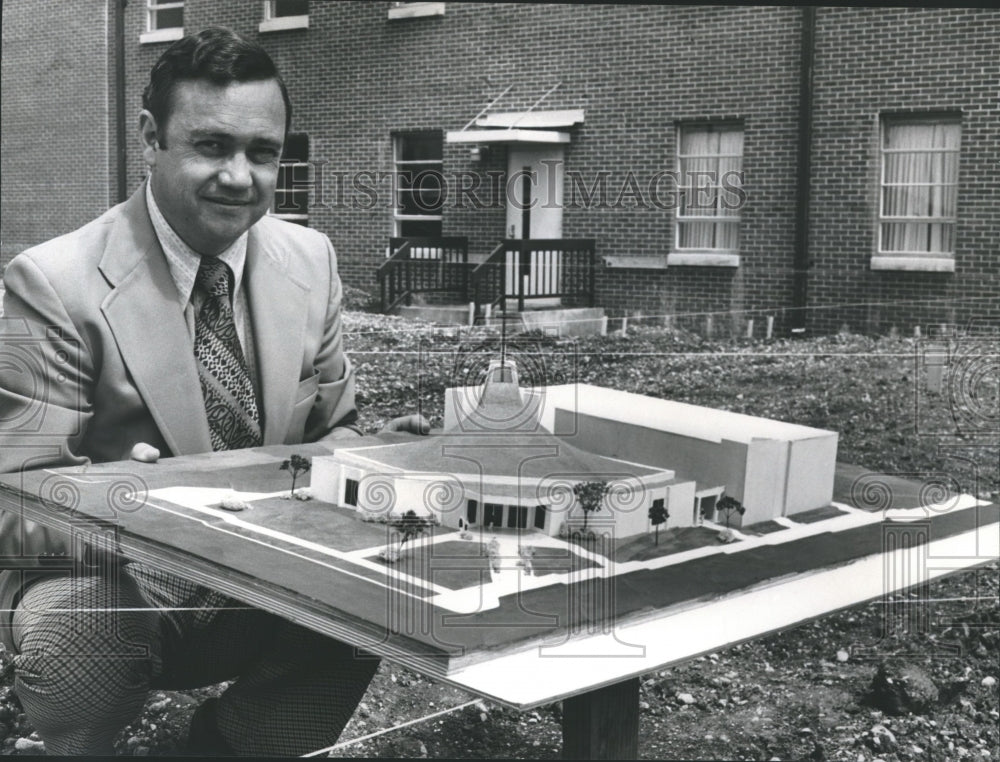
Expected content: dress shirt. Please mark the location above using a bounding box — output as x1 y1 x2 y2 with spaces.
145 180 260 396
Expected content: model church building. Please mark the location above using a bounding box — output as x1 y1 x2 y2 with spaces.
311 359 839 538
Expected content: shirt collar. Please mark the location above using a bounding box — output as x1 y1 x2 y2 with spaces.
146 180 248 305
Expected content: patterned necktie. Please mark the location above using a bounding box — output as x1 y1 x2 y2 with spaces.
194 257 263 451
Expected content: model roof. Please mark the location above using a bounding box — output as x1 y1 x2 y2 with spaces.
543 384 837 444
335 360 668 481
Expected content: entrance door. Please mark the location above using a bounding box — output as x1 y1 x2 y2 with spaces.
505 145 563 307
506 145 564 239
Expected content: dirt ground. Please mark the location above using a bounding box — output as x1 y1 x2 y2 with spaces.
2 563 995 758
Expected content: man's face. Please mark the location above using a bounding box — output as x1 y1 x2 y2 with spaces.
140 78 286 255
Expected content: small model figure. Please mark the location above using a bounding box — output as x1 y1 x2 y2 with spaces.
487 536 501 573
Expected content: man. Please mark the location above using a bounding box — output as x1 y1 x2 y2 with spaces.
0 27 424 756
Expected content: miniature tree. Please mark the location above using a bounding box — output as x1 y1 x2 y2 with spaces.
279 454 311 498
648 500 669 545
717 494 745 529
572 480 609 532
389 509 438 555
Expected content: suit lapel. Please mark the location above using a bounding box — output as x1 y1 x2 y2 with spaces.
246 226 309 446
99 187 213 456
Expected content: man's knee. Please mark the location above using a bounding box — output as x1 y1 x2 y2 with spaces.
10 574 162 753
13 573 160 660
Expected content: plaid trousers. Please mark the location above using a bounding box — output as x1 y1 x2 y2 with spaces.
10 563 379 756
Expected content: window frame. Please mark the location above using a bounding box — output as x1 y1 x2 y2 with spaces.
260 0 310 33
388 2 446 20
392 131 444 239
140 0 184 43
669 121 744 267
873 113 961 272
344 478 359 507
271 133 310 226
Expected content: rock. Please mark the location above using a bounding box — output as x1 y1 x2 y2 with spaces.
676 692 696 705
358 701 371 718
383 735 427 758
868 723 897 753
147 699 170 713
717 528 738 544
14 737 45 754
900 664 939 712
981 676 996 688
836 649 850 662
864 663 938 715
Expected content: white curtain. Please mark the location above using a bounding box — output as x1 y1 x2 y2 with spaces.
882 122 960 254
679 128 743 250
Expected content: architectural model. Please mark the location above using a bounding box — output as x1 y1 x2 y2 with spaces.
310 359 840 538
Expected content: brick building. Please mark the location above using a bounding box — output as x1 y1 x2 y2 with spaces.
2 2 997 335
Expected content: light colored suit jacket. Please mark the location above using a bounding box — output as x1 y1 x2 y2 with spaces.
0 185 357 569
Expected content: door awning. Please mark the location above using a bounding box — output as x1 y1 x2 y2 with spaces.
446 128 570 144
446 109 584 145
476 109 584 129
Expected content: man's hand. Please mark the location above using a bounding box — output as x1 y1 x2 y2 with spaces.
130 442 161 463
380 414 431 435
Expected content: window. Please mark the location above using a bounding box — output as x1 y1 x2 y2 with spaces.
393 132 443 238
466 499 478 524
876 115 960 270
260 0 309 32
344 478 359 507
672 123 743 265
273 134 309 226
533 505 547 530
141 0 183 43
388 2 446 20
515 506 529 530
505 506 527 529
483 503 504 529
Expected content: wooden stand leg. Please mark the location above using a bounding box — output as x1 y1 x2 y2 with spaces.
562 677 640 760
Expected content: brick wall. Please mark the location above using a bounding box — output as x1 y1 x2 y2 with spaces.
119 3 803 325
6 3 997 335
807 7 1000 335
1 0 114 269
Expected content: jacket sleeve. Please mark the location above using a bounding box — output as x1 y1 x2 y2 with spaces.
302 236 360 442
1 253 92 562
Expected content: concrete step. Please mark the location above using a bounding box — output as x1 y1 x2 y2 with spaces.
395 304 607 337
396 304 474 325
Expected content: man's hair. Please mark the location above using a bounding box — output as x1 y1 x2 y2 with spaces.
142 26 292 145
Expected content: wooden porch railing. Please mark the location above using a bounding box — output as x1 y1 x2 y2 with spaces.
472 238 596 315
377 237 470 313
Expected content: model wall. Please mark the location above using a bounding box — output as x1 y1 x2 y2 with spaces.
558 409 748 500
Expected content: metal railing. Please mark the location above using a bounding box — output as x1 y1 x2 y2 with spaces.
377 237 470 312
472 238 596 315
